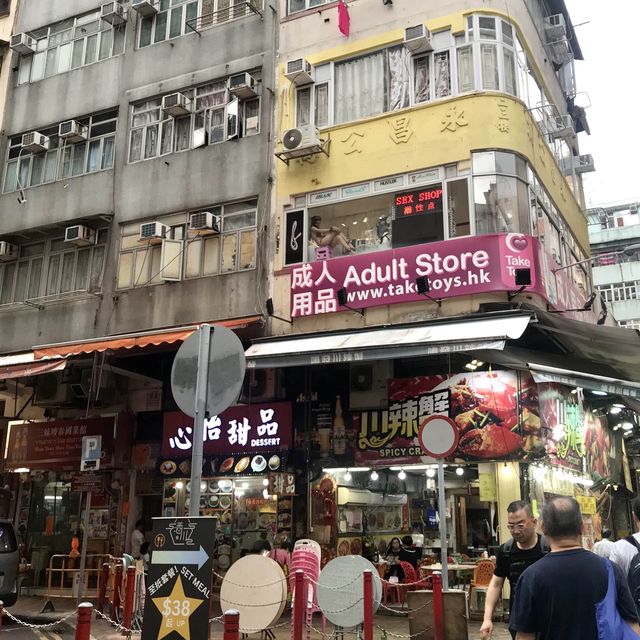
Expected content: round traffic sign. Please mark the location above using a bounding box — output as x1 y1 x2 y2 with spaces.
418 415 459 459
171 324 246 418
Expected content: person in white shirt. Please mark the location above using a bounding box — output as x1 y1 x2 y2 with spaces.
610 497 640 575
592 530 615 559
131 519 146 559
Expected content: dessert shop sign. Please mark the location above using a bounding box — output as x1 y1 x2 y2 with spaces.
161 402 293 456
290 233 545 317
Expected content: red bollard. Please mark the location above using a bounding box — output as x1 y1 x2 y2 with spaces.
292 570 305 640
97 563 110 613
432 572 444 640
112 563 123 619
122 566 136 635
363 571 373 640
0 600 4 632
75 602 94 640
223 609 240 640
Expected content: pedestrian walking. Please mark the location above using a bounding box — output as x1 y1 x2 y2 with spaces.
593 529 615 559
510 496 640 640
480 501 549 640
611 497 640 613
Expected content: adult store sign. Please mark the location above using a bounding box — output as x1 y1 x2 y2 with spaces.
141 517 216 640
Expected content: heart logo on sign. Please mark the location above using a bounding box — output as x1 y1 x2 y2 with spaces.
512 236 528 251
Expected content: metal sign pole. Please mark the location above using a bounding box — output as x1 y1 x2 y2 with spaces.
437 459 449 591
189 324 212 517
77 491 92 600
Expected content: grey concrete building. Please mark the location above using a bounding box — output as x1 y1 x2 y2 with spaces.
0 0 275 354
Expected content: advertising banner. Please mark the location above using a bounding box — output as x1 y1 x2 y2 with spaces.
290 233 544 317
6 417 114 469
161 402 293 457
354 371 542 466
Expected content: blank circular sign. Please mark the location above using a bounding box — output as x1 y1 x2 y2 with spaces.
418 415 459 459
317 556 382 628
220 555 287 632
171 325 246 418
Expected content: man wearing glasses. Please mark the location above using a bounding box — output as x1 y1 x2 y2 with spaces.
480 501 549 640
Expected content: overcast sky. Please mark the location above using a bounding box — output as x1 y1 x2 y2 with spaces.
565 0 640 208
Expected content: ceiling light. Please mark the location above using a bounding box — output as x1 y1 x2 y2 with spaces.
241 482 248 489
398 469 406 480
426 468 436 478
363 217 368 222
13 468 29 474
590 390 607 396
465 363 476 371
263 489 269 499
175 481 184 490
262 478 269 486
609 406 623 415
622 422 634 431
552 425 566 440
456 467 464 476
344 471 352 482
612 403 625 408
370 470 379 481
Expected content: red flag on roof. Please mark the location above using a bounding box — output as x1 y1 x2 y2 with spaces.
338 0 350 37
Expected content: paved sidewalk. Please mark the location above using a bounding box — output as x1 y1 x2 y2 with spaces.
4 597 512 639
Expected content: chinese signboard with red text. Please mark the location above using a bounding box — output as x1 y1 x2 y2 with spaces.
393 186 444 217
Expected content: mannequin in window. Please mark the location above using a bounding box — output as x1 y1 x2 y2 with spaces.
310 215 355 253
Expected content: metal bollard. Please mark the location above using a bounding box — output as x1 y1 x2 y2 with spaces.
112 564 123 620
432 571 444 640
122 566 136 636
363 571 373 640
223 609 240 640
292 570 305 640
75 602 94 640
97 562 110 613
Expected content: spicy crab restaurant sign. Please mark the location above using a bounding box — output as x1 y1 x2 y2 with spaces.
354 371 542 466
161 402 292 457
289 233 545 317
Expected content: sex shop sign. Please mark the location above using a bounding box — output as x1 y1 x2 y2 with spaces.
161 402 293 458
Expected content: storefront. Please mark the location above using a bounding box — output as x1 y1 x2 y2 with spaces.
157 402 296 571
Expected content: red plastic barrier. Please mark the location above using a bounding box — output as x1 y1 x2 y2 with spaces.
432 572 444 640
363 570 373 640
75 602 94 640
223 609 240 640
122 566 136 635
292 570 305 640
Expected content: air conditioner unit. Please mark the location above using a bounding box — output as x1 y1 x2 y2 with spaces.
547 37 572 66
544 13 567 41
0 241 18 262
349 361 392 410
59 120 88 143
131 0 158 16
21 131 50 153
228 73 257 99
139 221 168 243
162 93 192 117
574 154 595 174
34 373 75 406
71 369 115 404
630 205 638 214
280 125 321 158
189 211 221 234
241 369 280 403
64 225 96 247
403 24 432 54
10 33 35 55
547 114 575 140
101 1 127 25
285 58 313 85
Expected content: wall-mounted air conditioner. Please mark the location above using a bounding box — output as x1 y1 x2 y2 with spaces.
544 14 567 41
574 154 595 174
228 73 257 99
34 374 75 406
131 0 158 16
139 221 168 243
64 225 96 247
101 1 127 25
162 93 192 117
59 120 88 142
404 24 432 54
285 58 313 85
10 33 35 55
189 211 221 234
21 131 50 153
547 114 575 140
280 125 321 159
0 242 18 262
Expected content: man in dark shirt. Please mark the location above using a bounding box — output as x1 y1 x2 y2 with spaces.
251 530 272 554
398 535 422 569
481 501 547 640
511 496 640 640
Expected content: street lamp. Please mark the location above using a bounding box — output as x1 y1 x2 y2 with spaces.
552 242 640 273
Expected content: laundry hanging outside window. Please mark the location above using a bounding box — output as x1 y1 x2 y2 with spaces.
338 0 350 37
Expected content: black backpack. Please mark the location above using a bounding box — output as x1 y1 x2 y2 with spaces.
623 536 640 607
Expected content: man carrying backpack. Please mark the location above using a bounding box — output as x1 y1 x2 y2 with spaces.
611 496 640 609
480 501 549 640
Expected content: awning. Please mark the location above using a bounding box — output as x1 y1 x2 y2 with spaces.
33 316 262 359
0 359 67 381
245 313 532 369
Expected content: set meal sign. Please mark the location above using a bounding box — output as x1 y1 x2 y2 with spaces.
142 517 216 640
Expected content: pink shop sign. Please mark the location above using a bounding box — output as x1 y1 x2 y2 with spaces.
290 234 546 317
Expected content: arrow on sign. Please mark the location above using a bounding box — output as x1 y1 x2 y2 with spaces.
153 545 209 570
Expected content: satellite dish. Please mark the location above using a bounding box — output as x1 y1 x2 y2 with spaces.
171 325 246 417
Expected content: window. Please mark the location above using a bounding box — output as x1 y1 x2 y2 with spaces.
0 231 107 304
17 10 125 85
138 0 199 47
599 281 640 304
288 0 332 14
128 77 260 163
116 200 258 288
3 110 117 194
